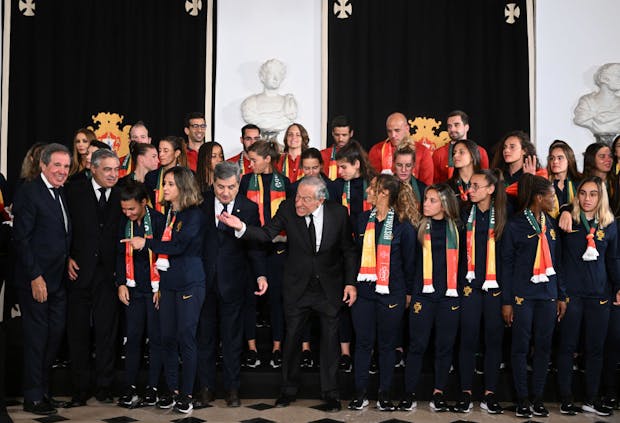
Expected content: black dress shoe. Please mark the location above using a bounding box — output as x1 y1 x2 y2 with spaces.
324 398 341 412
95 387 114 403
44 396 67 408
225 390 241 407
275 395 295 407
23 400 57 416
193 387 215 408
64 394 89 408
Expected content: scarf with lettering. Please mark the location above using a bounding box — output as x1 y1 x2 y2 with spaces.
328 146 338 180
280 154 303 183
155 209 176 272
125 208 160 292
465 204 498 291
422 219 459 297
580 212 599 261
357 208 394 294
154 168 166 214
524 209 555 283
342 179 372 214
246 173 286 225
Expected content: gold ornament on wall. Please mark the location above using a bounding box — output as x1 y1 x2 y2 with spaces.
87 112 131 158
407 116 450 152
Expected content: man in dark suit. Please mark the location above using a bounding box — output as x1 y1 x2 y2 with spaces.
219 176 357 412
196 162 268 408
12 143 72 415
65 148 122 407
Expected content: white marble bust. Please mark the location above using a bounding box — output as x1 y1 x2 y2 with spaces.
241 59 298 137
574 63 620 135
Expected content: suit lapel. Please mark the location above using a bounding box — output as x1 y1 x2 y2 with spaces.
38 177 65 228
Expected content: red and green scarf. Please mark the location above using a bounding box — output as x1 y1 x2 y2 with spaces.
342 179 372 214
119 154 132 178
465 204 498 291
550 178 576 218
125 208 160 292
408 175 421 203
246 173 286 225
155 209 176 272
456 179 470 202
281 154 303 183
580 211 599 261
524 209 555 283
154 168 166 214
422 219 459 296
328 146 338 180
357 208 394 294
447 142 455 179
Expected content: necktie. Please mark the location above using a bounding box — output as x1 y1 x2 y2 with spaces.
98 187 107 209
51 187 66 231
308 213 316 253
218 203 228 231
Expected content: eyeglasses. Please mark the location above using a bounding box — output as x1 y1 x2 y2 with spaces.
470 183 490 192
189 124 207 129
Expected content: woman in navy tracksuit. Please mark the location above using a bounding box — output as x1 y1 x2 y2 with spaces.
398 183 462 412
348 175 418 411
125 167 205 414
454 169 507 414
556 176 617 417
501 174 567 418
116 181 166 407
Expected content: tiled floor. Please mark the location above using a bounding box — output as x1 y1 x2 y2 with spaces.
5 398 617 423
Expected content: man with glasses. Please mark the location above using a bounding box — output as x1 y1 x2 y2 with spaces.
228 124 261 176
184 112 207 171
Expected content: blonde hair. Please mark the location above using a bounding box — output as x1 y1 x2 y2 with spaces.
571 176 614 228
417 183 460 243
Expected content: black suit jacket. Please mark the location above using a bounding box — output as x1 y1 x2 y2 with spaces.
201 192 266 302
243 199 356 308
12 175 71 292
65 179 122 287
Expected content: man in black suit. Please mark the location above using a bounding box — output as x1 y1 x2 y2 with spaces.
65 148 122 406
12 143 72 416
219 176 357 412
196 162 268 408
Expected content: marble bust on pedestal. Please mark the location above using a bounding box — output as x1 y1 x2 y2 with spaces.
574 63 620 143
241 59 298 140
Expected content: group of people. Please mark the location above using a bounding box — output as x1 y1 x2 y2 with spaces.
0 109 619 422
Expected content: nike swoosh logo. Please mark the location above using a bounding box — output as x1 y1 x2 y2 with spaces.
182 295 192 300
451 306 460 311
600 299 609 305
388 304 398 309
527 233 537 239
276 249 285 255
492 291 502 297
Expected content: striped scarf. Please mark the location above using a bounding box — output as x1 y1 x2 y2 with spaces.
246 173 286 225
380 141 394 172
465 204 498 291
328 146 338 180
408 175 421 203
155 209 176 272
447 142 455 179
125 208 160 292
357 208 394 294
342 179 372 214
154 168 166 214
456 179 470 202
119 154 132 178
580 212 599 261
550 178 576 218
422 219 459 297
524 209 555 283
281 154 303 183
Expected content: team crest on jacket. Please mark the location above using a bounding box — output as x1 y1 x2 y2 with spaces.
87 112 131 158
596 229 605 241
515 296 524 305
413 301 422 314
463 286 472 297
549 229 556 240
176 221 183 232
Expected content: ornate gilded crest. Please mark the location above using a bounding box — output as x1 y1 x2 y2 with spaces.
88 112 131 158
407 116 450 152
413 301 422 314
596 228 605 241
515 296 524 305
463 286 472 297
